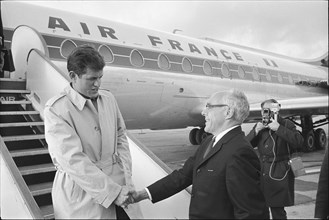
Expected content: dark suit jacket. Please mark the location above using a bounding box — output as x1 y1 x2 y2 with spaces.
147 126 269 219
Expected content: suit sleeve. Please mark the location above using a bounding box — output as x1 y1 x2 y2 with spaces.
245 124 260 148
226 147 267 219
44 106 122 208
275 119 304 150
147 149 199 203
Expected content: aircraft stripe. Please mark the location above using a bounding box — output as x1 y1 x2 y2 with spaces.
3 29 325 87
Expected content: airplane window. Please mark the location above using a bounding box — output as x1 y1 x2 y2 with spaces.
265 70 271 81
130 49 144 67
182 57 193 73
252 67 260 81
238 66 245 78
221 63 231 78
203 60 213 75
278 72 283 83
60 39 77 58
158 53 170 70
98 45 114 63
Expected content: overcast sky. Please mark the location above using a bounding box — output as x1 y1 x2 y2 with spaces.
27 0 328 59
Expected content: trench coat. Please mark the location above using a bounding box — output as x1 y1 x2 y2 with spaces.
147 126 269 219
246 116 304 207
44 85 142 219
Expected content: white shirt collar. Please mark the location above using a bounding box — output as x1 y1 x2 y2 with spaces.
213 125 239 146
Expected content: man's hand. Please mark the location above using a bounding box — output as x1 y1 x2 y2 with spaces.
267 120 280 131
114 186 130 207
127 189 150 204
255 122 266 135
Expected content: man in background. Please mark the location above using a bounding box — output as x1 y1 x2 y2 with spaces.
246 99 304 219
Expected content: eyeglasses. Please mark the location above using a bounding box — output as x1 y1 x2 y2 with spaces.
205 103 228 109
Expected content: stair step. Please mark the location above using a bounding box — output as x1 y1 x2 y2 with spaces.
0 100 32 105
19 163 55 175
2 134 45 142
0 89 30 94
0 121 44 128
0 78 26 90
0 111 40 115
11 148 49 157
0 78 26 82
29 182 53 196
40 205 54 219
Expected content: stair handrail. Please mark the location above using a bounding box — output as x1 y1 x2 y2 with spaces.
0 136 44 219
26 48 68 120
127 132 192 194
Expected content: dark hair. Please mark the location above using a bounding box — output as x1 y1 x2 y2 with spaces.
67 45 105 77
261 98 278 108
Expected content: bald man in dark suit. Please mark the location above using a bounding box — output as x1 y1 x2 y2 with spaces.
129 89 269 219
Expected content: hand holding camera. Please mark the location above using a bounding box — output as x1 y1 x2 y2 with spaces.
261 102 281 132
255 122 266 135
267 119 280 131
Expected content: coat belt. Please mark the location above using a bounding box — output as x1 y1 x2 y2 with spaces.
55 154 121 172
95 154 121 170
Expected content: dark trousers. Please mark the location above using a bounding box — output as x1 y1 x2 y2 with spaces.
270 207 287 219
115 205 130 220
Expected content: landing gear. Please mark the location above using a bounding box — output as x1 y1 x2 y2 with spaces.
299 115 328 152
303 130 316 152
189 127 210 145
315 128 327 150
189 128 199 145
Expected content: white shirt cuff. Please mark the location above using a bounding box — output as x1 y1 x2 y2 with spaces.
145 187 152 201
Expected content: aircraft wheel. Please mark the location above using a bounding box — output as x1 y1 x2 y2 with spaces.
195 128 209 145
303 130 316 152
315 128 327 150
189 128 199 145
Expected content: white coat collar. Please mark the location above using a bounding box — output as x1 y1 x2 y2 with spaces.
64 84 88 111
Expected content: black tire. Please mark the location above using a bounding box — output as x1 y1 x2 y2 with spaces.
195 128 208 145
315 128 327 150
303 130 316 152
189 128 199 145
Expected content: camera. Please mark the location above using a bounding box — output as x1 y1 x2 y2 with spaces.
262 103 281 126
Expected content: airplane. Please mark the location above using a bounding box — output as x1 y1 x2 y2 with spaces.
1 1 328 153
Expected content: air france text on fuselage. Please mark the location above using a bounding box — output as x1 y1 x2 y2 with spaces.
48 16 279 68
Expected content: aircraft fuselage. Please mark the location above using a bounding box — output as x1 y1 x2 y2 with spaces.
2 2 328 131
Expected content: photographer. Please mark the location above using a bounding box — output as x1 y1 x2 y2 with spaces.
246 99 304 219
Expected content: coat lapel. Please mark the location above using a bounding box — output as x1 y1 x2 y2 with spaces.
197 126 243 168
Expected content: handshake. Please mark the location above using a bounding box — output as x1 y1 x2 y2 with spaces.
114 186 149 209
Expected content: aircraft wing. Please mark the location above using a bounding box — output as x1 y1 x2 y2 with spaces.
248 96 329 121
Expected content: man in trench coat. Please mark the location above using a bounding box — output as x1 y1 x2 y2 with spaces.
44 45 142 219
246 99 304 219
129 89 269 219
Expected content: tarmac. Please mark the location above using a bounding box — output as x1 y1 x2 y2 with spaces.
129 125 327 220
286 150 325 219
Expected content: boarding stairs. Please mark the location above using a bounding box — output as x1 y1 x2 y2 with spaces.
1 47 191 219
0 77 55 219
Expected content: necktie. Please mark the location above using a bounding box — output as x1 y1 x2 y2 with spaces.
203 137 216 158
